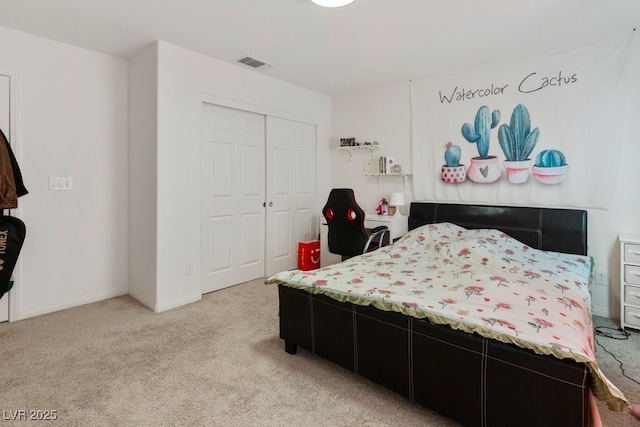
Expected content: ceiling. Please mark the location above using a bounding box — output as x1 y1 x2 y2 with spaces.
0 0 638 96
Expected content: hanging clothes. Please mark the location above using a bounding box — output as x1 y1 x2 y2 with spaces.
0 127 27 301
0 215 25 300
0 128 27 208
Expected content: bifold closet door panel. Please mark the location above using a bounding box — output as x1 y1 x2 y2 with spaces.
265 117 317 276
201 103 266 294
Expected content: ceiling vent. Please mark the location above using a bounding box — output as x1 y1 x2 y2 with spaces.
236 56 273 71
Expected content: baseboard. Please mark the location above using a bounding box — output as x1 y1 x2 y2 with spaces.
15 287 129 321
128 288 155 311
591 305 610 318
154 292 201 313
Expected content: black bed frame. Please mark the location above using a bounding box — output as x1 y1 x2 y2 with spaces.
278 202 591 427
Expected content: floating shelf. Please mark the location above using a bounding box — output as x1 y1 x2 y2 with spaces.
338 145 380 162
364 173 413 188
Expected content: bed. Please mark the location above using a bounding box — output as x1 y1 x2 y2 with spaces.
265 202 628 426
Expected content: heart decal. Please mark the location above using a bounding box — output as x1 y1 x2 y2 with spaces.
480 166 489 178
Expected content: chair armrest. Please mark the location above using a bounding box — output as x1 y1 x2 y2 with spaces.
364 226 389 253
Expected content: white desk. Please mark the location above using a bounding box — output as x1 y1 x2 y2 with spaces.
320 214 408 267
365 214 408 242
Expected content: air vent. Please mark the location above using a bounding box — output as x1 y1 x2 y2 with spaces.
236 56 273 70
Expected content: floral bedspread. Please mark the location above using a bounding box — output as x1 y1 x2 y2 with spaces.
266 222 628 411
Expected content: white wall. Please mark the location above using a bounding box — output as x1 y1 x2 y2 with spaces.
127 41 333 312
0 28 331 319
3 22 631 321
332 81 413 214
332 42 640 320
128 43 158 308
0 26 129 320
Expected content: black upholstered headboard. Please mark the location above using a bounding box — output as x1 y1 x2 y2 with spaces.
408 202 587 256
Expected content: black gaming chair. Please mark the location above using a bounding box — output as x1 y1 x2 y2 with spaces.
322 188 389 260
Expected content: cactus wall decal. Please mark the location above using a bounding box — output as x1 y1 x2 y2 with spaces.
442 104 568 185
498 103 539 161
441 142 466 184
535 149 567 167
444 142 461 167
461 105 501 159
532 149 568 184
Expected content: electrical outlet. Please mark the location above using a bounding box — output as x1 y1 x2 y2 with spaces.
594 270 608 286
185 262 194 276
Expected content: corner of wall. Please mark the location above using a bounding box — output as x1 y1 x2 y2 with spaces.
127 42 159 307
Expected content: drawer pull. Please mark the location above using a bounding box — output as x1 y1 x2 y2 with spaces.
633 313 640 319
631 292 640 298
630 270 640 277
629 250 640 255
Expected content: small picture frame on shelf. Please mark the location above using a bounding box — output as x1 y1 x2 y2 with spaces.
390 164 402 174
385 157 395 172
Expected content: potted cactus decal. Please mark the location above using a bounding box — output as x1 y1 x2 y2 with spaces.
532 149 568 184
498 103 540 184
461 105 501 183
441 142 465 183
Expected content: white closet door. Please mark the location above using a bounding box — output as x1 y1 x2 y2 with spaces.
0 74 10 322
200 103 266 294
265 117 316 276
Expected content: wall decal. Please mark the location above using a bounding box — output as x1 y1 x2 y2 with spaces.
441 142 465 183
410 32 635 208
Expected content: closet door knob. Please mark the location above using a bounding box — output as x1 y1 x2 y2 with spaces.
269 201 273 207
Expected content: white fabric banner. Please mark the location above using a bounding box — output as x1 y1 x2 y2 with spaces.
410 33 634 209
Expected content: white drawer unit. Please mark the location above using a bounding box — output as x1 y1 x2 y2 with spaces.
620 234 640 330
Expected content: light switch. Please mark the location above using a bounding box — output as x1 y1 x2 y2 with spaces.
49 176 59 190
49 176 73 190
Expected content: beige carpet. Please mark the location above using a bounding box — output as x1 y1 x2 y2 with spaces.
0 279 638 426
592 315 640 427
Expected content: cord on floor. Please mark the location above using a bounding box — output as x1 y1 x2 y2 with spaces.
595 326 640 386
